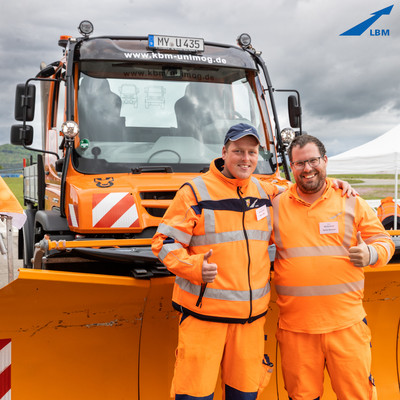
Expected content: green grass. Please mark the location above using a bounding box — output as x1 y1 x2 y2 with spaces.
3 177 24 207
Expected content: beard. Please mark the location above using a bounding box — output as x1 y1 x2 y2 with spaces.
296 169 327 194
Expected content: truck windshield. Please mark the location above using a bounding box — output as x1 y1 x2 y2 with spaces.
74 62 277 174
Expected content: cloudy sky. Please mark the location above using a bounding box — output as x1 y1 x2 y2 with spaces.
1 0 399 156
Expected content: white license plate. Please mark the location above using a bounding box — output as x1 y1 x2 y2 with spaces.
148 35 204 52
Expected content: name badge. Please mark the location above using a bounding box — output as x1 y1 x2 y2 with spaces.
256 205 268 221
319 222 339 234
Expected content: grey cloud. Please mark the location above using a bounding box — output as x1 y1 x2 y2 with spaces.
1 0 399 157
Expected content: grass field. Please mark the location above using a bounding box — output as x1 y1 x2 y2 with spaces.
3 177 24 207
3 174 397 207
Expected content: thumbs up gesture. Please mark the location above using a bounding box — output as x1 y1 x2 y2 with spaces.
349 232 370 267
202 249 218 283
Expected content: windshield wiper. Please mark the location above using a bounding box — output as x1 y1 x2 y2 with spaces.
131 166 173 174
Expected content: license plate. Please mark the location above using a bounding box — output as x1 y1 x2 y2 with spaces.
148 35 204 52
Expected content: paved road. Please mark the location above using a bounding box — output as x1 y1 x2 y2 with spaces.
353 179 396 186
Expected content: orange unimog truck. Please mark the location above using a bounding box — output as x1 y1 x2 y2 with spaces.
4 21 399 399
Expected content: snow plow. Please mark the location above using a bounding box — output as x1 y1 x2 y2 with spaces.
2 20 399 399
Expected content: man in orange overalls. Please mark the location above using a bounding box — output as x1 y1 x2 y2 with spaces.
271 135 395 400
152 124 277 399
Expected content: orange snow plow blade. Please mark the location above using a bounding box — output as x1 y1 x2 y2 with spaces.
0 268 178 399
0 264 398 399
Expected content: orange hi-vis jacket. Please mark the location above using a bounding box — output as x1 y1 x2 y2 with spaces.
152 158 279 323
377 196 400 227
271 179 395 334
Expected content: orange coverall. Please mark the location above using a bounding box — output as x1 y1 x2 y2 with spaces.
152 158 277 399
271 179 395 400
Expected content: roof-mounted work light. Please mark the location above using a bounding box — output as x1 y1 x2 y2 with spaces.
280 128 296 148
78 20 94 37
237 33 252 49
61 121 79 139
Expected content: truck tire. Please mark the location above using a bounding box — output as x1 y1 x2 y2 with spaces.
22 209 37 268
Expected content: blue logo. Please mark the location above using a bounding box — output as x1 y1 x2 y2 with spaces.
340 5 393 36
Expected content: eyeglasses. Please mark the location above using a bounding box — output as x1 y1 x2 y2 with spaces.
291 156 323 170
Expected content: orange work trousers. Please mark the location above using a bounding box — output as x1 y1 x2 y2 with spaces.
276 320 377 400
171 314 272 399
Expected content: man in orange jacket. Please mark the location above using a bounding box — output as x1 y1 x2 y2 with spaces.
271 135 395 400
152 124 276 399
377 196 400 229
152 124 355 400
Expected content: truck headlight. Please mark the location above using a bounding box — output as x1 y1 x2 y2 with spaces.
237 33 252 48
61 121 79 139
78 20 94 37
280 128 296 148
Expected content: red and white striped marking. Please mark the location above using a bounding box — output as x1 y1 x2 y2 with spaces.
68 203 79 228
92 193 140 228
0 339 11 400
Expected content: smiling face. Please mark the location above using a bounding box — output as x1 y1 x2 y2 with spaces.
221 135 259 180
291 142 328 199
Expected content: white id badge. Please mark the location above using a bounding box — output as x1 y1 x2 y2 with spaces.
256 205 268 221
319 222 339 234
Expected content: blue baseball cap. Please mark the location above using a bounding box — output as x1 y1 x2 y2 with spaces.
224 123 260 145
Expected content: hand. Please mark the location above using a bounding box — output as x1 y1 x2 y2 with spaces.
332 179 358 198
202 249 218 283
349 232 370 267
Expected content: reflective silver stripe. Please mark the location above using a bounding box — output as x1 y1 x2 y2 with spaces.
192 176 211 200
192 176 216 233
159 242 184 261
371 241 394 264
176 276 271 301
275 279 364 297
272 194 283 248
204 209 216 234
343 195 356 247
252 177 273 232
275 245 348 259
251 177 268 199
276 185 287 194
157 223 192 245
384 241 394 264
364 234 392 244
190 229 271 247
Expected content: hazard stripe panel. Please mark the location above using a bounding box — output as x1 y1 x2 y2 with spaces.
92 193 140 228
68 203 79 227
0 339 11 400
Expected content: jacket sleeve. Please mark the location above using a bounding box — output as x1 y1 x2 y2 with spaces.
259 180 281 198
151 185 204 284
356 196 395 267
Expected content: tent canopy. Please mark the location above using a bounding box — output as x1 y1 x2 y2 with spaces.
327 124 400 175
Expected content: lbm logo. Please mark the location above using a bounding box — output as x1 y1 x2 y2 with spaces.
340 5 393 36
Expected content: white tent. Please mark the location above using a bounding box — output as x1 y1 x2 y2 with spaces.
327 124 400 229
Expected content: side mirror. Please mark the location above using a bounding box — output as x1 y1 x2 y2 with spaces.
10 125 34 146
14 83 36 122
288 95 301 128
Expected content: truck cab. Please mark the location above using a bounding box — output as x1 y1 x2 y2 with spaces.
11 23 300 272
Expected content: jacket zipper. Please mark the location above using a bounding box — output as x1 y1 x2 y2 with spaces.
237 187 253 320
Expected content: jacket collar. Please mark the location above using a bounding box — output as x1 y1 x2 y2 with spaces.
210 158 252 189
288 178 334 205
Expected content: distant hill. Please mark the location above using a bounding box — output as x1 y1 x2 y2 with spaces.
0 144 38 171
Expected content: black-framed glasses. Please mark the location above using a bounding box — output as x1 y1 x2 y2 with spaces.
291 156 323 170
